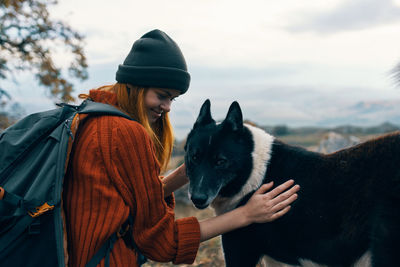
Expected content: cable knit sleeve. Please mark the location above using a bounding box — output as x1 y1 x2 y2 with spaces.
101 117 200 264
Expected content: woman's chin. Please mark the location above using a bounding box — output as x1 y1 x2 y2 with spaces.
148 116 160 124
147 113 161 123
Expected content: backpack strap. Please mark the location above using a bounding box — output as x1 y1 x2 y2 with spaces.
85 231 118 267
0 214 35 253
85 215 147 267
77 99 133 120
57 99 133 122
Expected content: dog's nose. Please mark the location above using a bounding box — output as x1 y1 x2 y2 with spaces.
191 193 209 208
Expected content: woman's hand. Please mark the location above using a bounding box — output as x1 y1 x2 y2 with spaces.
198 179 299 242
242 180 300 224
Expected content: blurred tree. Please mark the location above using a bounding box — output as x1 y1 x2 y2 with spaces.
0 87 11 129
0 85 25 130
0 0 88 103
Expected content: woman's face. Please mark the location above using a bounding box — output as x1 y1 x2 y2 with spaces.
144 88 180 124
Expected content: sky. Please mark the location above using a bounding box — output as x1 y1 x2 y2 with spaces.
6 0 400 139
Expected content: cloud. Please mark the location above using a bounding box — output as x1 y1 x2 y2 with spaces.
287 0 400 34
7 0 400 140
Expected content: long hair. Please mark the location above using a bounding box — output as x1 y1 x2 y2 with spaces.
80 83 174 171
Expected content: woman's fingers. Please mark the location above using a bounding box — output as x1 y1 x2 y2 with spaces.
269 206 292 221
270 183 300 206
254 181 274 195
271 193 298 213
265 179 296 199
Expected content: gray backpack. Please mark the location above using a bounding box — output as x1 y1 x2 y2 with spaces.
0 100 146 267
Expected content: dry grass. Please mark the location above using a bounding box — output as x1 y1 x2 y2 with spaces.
143 203 225 267
143 203 268 267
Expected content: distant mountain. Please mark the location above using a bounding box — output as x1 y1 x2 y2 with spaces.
352 100 399 113
317 99 400 126
262 122 399 137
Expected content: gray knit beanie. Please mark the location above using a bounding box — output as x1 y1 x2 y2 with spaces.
115 29 190 94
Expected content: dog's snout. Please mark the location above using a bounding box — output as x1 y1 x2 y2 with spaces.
191 193 207 204
191 193 209 209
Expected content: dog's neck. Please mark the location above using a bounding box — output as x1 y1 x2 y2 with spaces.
211 124 275 215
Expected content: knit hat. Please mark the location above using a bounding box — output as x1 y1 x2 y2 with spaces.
115 29 190 94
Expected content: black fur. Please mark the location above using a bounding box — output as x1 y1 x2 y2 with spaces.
184 100 400 267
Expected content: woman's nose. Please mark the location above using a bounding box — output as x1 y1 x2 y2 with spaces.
160 100 171 113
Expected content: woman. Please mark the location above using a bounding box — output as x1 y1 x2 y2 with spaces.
63 29 300 267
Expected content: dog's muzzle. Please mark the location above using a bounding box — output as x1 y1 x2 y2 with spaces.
191 193 210 209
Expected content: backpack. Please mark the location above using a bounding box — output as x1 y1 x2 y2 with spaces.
0 99 147 267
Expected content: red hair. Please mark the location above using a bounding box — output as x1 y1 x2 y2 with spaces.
79 83 174 171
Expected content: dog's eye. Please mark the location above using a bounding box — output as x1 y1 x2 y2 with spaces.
191 153 199 162
215 158 227 167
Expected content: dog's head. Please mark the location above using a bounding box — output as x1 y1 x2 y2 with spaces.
184 100 254 209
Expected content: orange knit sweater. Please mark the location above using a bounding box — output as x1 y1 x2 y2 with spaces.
63 90 200 267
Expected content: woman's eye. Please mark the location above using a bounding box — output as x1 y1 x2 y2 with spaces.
157 93 176 102
157 94 167 100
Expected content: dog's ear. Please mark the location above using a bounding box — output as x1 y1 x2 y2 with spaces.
222 101 243 132
194 99 215 128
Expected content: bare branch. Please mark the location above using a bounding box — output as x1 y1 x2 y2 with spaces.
0 0 88 102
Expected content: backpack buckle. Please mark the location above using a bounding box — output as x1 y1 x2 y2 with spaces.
28 202 55 218
28 219 41 235
117 223 130 238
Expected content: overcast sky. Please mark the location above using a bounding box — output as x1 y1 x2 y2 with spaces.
7 0 400 138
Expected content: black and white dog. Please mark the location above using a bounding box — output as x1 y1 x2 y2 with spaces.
184 100 400 267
